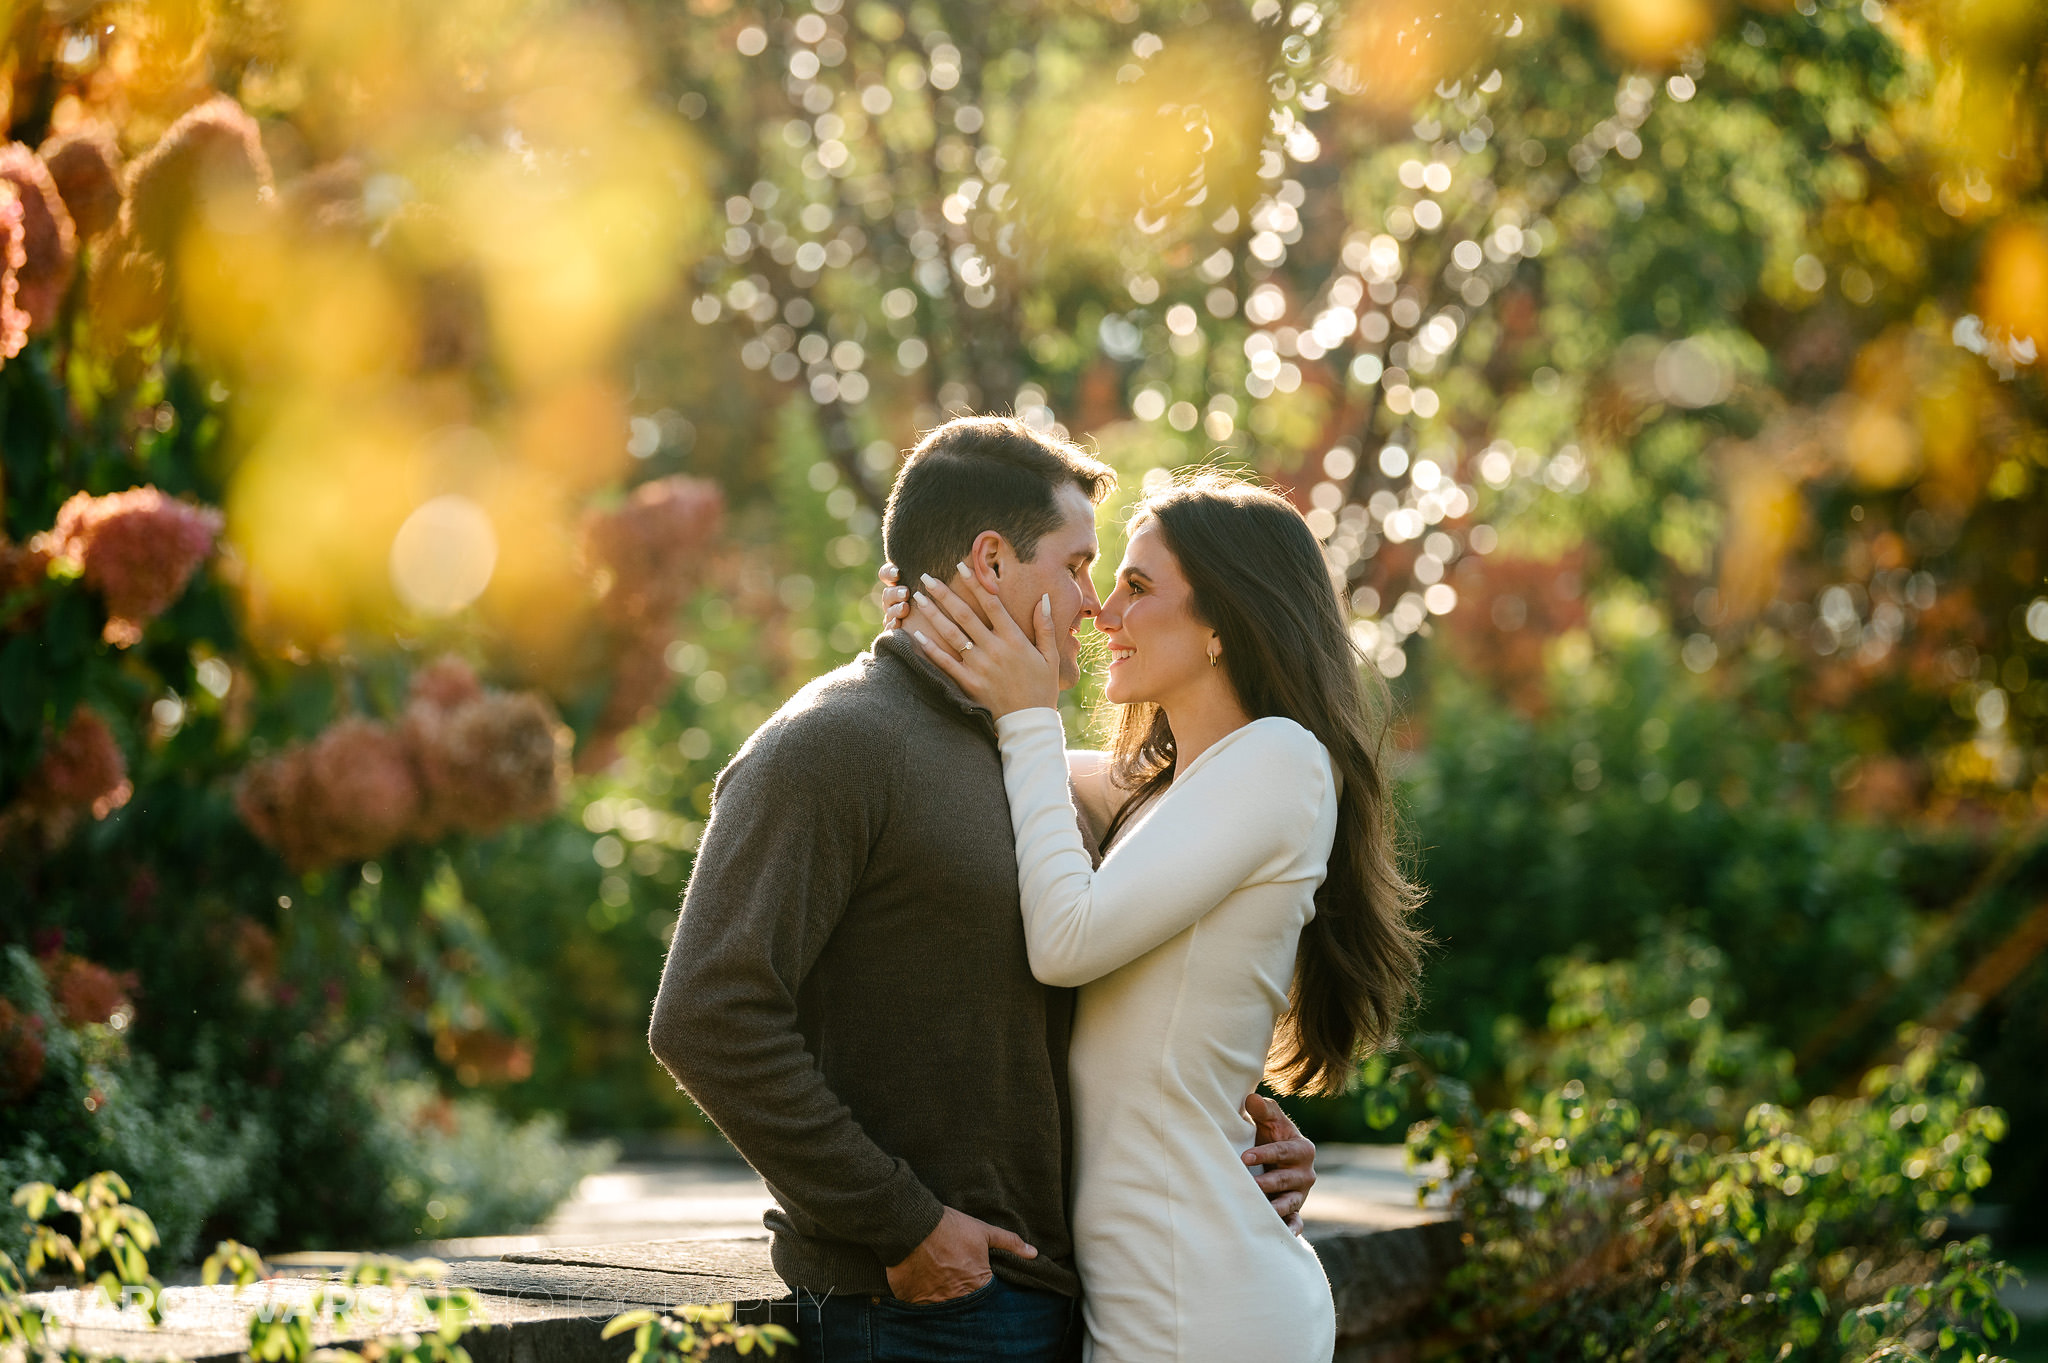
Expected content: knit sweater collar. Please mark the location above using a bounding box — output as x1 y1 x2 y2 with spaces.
872 629 995 729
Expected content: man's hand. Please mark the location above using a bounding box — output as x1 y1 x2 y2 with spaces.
1244 1093 1317 1235
885 1206 1038 1304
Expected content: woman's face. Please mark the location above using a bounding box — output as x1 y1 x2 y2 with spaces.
1096 521 1214 706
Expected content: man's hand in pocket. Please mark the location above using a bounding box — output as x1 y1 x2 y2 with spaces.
886 1206 1038 1304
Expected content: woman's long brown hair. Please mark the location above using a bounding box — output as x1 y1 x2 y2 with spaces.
1099 472 1425 1096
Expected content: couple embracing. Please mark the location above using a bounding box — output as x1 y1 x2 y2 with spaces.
649 416 1424 1362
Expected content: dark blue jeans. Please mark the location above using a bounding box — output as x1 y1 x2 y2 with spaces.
774 1275 1082 1362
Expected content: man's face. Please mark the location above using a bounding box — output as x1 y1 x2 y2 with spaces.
991 483 1100 690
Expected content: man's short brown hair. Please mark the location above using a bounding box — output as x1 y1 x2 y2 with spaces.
882 416 1116 587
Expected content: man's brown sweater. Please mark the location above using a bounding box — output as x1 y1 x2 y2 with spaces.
648 632 1078 1299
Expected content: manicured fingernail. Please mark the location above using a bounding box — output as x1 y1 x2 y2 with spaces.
914 631 930 646
1041 593 1050 614
921 573 940 588
956 562 970 577
913 592 930 607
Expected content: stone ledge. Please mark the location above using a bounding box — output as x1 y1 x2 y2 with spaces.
24 1218 1460 1361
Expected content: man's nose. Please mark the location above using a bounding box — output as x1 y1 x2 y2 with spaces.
1079 577 1104 618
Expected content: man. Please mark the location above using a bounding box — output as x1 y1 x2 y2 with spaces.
648 416 1317 1361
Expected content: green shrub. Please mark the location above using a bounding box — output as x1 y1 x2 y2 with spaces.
378 1079 616 1242
0 948 612 1266
0 948 269 1266
1404 650 1920 1085
1369 937 2019 1360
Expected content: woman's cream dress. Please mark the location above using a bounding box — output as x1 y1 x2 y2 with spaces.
992 709 1340 1363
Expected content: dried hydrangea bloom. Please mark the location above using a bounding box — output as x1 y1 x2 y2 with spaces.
408 654 485 710
0 182 27 361
581 476 724 629
39 951 137 1028
237 663 566 866
577 620 672 773
0 144 77 334
3 705 136 846
575 477 722 770
33 705 134 819
37 485 224 645
122 94 273 263
236 717 421 870
406 674 568 838
38 124 123 240
301 718 421 865
435 1027 534 1084
0 534 52 596
234 745 314 866
0 999 46 1101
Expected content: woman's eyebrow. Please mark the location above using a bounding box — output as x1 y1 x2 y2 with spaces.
1121 567 1153 584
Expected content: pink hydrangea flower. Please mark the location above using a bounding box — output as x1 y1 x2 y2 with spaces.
33 705 133 820
407 686 568 839
408 654 485 710
233 745 314 867
581 476 724 629
39 951 138 1028
576 477 724 769
38 486 224 646
2 705 134 847
0 183 26 362
237 661 566 867
38 124 123 241
0 143 77 335
236 718 421 870
302 718 421 863
0 999 45 1101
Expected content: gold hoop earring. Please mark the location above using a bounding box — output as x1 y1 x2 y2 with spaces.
1208 650 1219 668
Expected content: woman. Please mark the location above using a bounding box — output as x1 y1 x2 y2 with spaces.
887 473 1425 1362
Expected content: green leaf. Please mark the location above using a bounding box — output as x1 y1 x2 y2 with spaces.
602 1311 656 1339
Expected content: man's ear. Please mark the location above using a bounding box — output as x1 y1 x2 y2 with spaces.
964 530 1007 592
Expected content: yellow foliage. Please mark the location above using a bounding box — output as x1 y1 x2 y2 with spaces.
85 0 716 653
512 379 631 497
99 0 218 123
1977 217 2048 354
1890 0 2046 210
1331 0 1495 116
1834 398 1920 490
1828 322 2004 510
1584 0 1720 67
178 222 415 391
227 400 430 644
1915 364 1991 512
1716 453 1805 620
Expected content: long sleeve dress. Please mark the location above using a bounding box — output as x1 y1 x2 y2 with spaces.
992 709 1341 1363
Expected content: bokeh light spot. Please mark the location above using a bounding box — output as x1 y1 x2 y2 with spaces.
391 495 499 617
